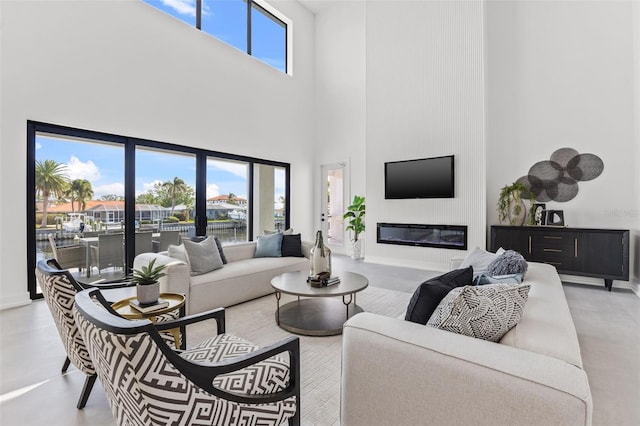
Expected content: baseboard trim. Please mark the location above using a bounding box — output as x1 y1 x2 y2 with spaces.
0 292 32 311
363 255 446 273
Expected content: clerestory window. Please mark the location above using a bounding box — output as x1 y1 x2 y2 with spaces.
143 0 290 74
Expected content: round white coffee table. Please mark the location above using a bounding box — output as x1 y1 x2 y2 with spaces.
271 271 369 336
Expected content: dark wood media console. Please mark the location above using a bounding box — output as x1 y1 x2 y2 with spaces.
490 226 629 291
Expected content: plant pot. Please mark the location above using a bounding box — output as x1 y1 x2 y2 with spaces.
351 239 364 260
508 198 527 226
137 282 159 305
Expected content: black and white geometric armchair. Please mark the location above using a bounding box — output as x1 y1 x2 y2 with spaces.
35 258 134 409
73 287 301 426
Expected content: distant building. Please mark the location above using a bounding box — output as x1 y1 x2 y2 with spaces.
48 200 173 223
207 194 247 207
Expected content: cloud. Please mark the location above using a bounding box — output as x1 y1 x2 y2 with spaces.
35 142 42 150
136 180 163 197
206 183 220 199
208 159 248 178
64 156 101 181
162 0 196 16
93 182 125 198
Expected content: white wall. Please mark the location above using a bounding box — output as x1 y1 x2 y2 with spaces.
0 0 315 309
633 0 640 295
364 0 486 270
485 0 639 290
314 1 367 254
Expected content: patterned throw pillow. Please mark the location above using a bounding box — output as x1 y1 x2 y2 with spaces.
427 283 531 342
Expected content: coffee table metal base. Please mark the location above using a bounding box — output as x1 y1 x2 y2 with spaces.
275 298 363 336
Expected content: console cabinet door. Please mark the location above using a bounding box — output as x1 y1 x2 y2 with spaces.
577 231 627 279
491 227 530 257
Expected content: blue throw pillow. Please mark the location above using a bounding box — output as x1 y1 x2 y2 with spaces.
255 232 283 257
473 273 524 286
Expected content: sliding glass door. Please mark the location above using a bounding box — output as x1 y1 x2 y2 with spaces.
28 122 290 299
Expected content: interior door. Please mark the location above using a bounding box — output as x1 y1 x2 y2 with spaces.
320 163 346 249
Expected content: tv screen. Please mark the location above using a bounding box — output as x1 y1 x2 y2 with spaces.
384 155 454 199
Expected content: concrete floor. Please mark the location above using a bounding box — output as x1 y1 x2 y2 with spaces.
1 255 638 425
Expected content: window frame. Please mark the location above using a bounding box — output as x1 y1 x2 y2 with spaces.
27 120 290 300
193 0 292 75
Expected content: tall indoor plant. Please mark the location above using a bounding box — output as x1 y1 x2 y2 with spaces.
343 195 366 259
130 258 167 305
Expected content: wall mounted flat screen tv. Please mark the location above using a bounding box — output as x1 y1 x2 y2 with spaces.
384 155 455 199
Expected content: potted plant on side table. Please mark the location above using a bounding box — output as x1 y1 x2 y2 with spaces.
343 195 366 260
130 258 167 305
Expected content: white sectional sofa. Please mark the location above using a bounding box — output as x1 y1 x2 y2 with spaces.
134 241 311 314
341 262 593 426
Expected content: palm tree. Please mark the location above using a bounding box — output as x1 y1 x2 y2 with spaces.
65 179 93 212
35 160 69 227
75 179 94 211
162 177 188 216
228 193 237 205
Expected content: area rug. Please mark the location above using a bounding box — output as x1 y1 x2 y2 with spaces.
186 286 412 425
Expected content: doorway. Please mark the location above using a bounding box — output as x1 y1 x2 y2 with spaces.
320 163 346 248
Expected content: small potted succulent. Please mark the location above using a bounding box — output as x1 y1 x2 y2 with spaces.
130 258 167 305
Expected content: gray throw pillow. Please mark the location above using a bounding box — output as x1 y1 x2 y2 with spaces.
427 283 531 342
487 250 528 276
183 237 224 276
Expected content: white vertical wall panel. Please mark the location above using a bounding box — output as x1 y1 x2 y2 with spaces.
365 0 486 271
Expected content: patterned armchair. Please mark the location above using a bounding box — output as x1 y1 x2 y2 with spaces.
73 287 301 426
35 258 135 408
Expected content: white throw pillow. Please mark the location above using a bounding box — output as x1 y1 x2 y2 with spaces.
168 244 189 264
459 246 505 277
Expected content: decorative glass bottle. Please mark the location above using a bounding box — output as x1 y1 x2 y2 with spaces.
309 230 331 279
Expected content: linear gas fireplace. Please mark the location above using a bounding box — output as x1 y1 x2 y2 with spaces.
377 223 467 250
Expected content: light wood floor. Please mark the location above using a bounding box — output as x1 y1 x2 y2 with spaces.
1 255 638 425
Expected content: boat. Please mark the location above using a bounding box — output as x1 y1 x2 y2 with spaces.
62 213 86 233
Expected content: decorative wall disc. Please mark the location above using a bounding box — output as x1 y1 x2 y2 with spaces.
516 148 603 203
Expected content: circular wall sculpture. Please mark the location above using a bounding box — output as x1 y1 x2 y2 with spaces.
516 148 604 203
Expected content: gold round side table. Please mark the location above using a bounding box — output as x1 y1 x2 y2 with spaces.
111 292 186 348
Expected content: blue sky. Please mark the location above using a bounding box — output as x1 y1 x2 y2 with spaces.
144 0 286 72
36 136 285 203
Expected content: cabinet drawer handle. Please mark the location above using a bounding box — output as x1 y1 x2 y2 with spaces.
528 236 531 254
543 248 563 252
544 236 562 239
575 238 578 257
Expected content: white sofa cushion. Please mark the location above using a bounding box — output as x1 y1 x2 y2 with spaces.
499 262 584 368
